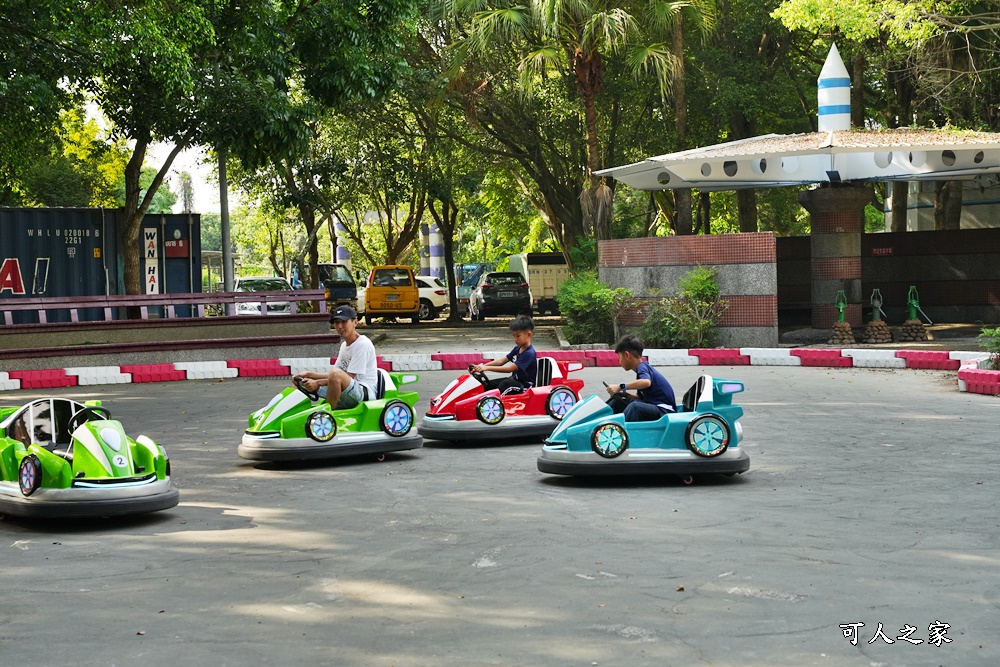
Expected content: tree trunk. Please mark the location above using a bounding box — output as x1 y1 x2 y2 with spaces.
942 181 963 230
120 133 184 298
674 189 693 235
891 181 908 232
736 189 757 232
851 49 865 129
576 52 610 241
671 14 692 233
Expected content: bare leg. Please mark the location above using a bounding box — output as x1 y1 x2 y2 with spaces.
325 367 352 408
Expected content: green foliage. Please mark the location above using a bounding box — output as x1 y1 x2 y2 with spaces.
979 326 1000 370
638 266 728 348
556 272 618 345
568 238 598 270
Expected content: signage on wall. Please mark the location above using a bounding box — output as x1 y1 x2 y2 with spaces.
144 228 160 294
871 247 894 257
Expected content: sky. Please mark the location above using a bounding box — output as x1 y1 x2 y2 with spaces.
148 143 241 215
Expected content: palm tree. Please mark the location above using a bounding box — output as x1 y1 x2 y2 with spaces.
445 0 716 239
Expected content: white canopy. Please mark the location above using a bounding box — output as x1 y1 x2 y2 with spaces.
596 129 1000 191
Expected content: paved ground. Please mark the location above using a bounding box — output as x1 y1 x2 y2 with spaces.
1 325 998 666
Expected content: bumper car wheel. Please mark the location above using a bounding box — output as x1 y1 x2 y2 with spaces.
19 454 43 496
685 414 730 457
305 411 337 442
545 386 577 420
476 396 505 425
591 422 629 459
381 400 414 437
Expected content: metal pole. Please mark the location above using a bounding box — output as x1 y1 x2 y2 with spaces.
219 147 234 313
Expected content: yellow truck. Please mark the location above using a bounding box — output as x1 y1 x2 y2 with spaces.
506 252 570 316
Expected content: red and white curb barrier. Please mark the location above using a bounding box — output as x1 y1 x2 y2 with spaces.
1 349 997 396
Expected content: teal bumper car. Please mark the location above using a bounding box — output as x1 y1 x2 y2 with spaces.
537 375 749 481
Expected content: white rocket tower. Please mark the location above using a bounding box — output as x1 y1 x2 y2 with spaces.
818 43 851 132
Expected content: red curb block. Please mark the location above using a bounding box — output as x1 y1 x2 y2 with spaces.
377 357 393 371
790 349 853 367
7 369 77 389
227 359 291 377
431 353 488 370
958 368 1000 395
535 350 595 366
895 350 961 371
585 350 621 367
120 364 187 383
690 349 751 365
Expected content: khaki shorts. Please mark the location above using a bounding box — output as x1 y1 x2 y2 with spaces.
318 379 368 408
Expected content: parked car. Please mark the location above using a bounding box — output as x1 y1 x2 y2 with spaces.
363 265 420 324
416 275 450 320
318 263 357 311
468 272 531 321
234 276 294 315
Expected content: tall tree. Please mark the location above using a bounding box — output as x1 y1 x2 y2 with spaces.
441 0 715 251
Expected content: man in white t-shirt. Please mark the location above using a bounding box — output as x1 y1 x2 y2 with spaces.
297 305 378 409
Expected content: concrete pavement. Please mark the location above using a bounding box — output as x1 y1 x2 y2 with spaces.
1 348 997 666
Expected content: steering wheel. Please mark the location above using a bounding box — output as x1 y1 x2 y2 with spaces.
68 406 113 432
468 364 492 387
293 375 321 402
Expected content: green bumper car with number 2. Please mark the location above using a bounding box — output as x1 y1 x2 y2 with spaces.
0 398 178 519
537 375 750 482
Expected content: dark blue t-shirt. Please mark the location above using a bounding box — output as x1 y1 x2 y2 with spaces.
507 344 537 385
636 361 676 412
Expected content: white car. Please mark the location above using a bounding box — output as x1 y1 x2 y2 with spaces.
416 275 450 320
234 276 294 315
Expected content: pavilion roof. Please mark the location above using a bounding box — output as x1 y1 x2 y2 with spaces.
598 128 1000 191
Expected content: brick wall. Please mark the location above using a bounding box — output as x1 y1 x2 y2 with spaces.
599 233 778 347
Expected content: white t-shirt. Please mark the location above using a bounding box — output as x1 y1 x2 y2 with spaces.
335 334 378 400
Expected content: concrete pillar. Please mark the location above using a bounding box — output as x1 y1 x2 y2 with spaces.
420 223 430 275
334 220 352 271
429 222 445 280
799 185 873 329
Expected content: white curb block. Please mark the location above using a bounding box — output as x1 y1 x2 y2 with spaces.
279 357 334 375
65 366 133 386
949 351 991 363
739 348 802 366
482 351 508 361
842 349 907 368
380 354 442 371
0 372 20 391
645 349 698 366
174 361 239 380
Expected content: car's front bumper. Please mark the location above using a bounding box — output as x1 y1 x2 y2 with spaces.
419 414 559 443
238 431 423 461
537 446 750 477
0 477 179 518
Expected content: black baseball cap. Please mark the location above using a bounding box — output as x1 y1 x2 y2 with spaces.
331 305 358 321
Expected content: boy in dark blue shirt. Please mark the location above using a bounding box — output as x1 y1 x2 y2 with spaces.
472 315 537 394
605 335 676 421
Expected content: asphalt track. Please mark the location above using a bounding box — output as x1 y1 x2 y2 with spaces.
1 360 998 666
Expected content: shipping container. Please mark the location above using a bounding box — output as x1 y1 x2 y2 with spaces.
1 207 202 323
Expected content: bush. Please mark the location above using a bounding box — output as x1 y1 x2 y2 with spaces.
639 266 727 348
556 272 619 345
979 326 1000 370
